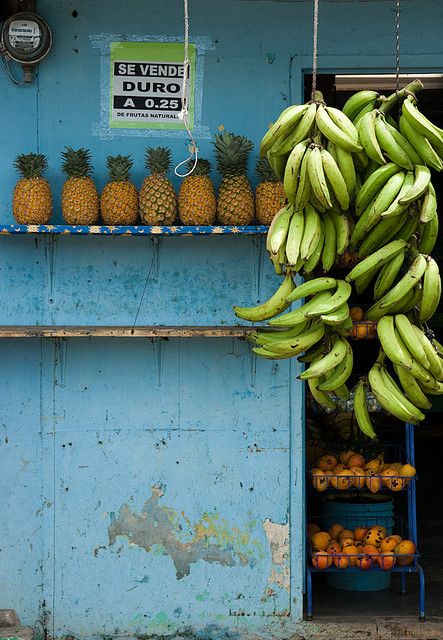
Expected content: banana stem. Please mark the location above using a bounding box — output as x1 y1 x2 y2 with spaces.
310 90 324 104
375 348 386 365
378 79 424 114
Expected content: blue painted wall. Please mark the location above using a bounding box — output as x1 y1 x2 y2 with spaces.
0 1 442 638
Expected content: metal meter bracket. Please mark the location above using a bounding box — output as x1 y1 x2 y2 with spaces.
0 11 52 83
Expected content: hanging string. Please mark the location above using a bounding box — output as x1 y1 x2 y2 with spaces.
311 0 319 101
174 0 199 177
394 0 401 93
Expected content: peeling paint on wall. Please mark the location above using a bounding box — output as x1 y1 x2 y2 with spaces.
262 519 289 591
108 485 262 579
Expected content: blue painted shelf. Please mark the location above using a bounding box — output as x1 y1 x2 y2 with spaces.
0 224 268 236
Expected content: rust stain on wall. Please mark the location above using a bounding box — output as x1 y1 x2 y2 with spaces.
108 485 261 579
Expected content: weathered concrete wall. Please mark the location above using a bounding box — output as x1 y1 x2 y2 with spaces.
0 1 442 638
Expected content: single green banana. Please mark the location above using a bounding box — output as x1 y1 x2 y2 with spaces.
305 280 352 317
253 346 294 360
321 211 337 273
320 302 350 326
393 363 432 410
374 115 413 170
315 104 363 152
329 210 350 255
365 254 427 319
248 321 310 346
357 210 408 258
380 365 426 422
300 203 321 260
303 217 325 274
353 100 378 127
294 149 312 211
355 163 402 216
398 165 431 205
394 314 430 370
234 274 295 322
417 213 439 254
307 145 332 209
260 103 309 156
380 171 414 218
318 338 353 390
419 256 441 323
418 378 443 395
298 342 326 363
308 189 328 214
283 140 310 203
342 90 380 121
384 119 423 165
373 252 405 300
299 336 348 380
353 379 377 439
395 210 421 242
267 148 289 181
335 316 353 336
332 384 350 400
376 316 431 383
266 205 287 252
399 114 443 171
346 239 408 282
402 96 443 150
357 110 386 164
286 276 337 303
355 265 381 295
285 209 305 266
269 290 333 326
321 148 349 210
264 320 325 355
369 363 421 423
334 145 357 200
269 204 294 255
308 377 336 410
419 183 437 223
326 106 360 143
272 102 317 155
269 240 286 275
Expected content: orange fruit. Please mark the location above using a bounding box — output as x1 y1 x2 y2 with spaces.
339 450 355 465
326 542 341 555
356 543 364 554
328 523 344 540
312 531 331 551
362 544 379 559
336 469 355 490
381 468 397 489
350 306 364 322
312 468 328 492
353 527 368 542
340 537 355 548
338 529 354 543
312 551 332 569
356 555 372 570
333 554 350 569
400 463 416 478
343 544 359 566
395 540 416 566
350 466 366 489
365 472 382 493
364 526 386 547
347 453 365 469
380 535 402 553
307 523 321 540
317 454 337 471
378 551 396 570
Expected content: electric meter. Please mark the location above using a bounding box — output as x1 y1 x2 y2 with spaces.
1 12 52 81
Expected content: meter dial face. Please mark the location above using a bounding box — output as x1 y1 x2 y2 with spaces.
8 19 42 54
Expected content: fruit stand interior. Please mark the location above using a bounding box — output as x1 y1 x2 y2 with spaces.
0 1 443 639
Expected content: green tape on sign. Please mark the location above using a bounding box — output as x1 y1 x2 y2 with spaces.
109 42 196 130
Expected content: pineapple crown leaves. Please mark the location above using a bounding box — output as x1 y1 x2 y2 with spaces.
14 153 48 179
145 147 172 175
186 157 211 176
106 155 133 182
256 157 279 183
61 147 93 178
212 130 254 177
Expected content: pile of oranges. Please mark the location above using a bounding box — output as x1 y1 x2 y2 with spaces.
311 449 416 494
308 522 416 571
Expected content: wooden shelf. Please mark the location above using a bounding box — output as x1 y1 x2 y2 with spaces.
0 224 268 236
0 326 257 338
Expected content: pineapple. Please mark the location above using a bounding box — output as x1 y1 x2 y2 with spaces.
100 155 138 225
213 130 254 225
178 158 216 225
255 157 286 225
61 147 99 225
13 153 52 224
139 147 177 225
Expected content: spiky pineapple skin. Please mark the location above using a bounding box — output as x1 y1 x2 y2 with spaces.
178 175 216 225
13 178 52 224
101 181 138 225
255 181 285 225
217 175 254 225
62 177 99 225
139 174 177 225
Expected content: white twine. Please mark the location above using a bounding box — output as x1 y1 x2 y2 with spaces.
311 0 319 100
174 0 199 177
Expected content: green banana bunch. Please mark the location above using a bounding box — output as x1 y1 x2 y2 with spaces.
398 96 443 171
353 378 377 439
